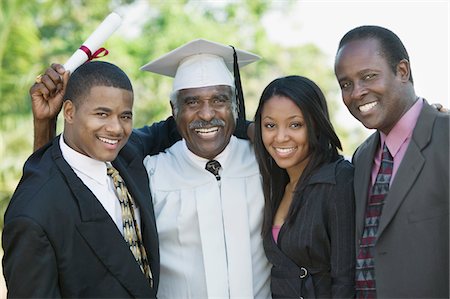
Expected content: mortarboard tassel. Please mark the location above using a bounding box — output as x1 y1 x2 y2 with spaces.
230 45 247 136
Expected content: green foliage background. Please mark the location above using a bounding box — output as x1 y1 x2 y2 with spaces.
0 0 368 228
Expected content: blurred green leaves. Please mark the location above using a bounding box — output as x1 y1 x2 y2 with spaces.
0 0 366 228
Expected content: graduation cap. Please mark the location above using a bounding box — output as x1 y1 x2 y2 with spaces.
140 39 260 127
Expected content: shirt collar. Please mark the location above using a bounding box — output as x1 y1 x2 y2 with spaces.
380 98 423 156
183 136 234 169
59 134 108 185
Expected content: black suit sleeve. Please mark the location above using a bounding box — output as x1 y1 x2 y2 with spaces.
328 165 356 298
130 116 181 157
2 217 61 298
234 119 252 140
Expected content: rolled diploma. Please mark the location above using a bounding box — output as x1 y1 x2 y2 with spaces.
63 12 122 73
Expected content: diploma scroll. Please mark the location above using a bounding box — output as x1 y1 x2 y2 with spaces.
63 12 122 73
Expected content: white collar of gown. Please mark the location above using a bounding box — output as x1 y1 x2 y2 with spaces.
183 136 231 172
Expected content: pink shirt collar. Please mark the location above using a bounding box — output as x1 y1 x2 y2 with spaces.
379 98 423 156
372 98 423 186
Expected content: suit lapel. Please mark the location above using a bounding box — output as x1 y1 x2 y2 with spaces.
353 133 379 243
378 104 435 236
76 222 153 297
51 141 154 298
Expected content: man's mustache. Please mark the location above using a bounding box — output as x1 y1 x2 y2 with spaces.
189 119 225 129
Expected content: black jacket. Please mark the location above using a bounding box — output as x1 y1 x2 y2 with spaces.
264 158 355 298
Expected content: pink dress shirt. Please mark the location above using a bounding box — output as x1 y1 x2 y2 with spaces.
370 98 424 187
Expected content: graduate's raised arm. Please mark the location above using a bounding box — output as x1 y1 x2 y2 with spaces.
30 63 69 151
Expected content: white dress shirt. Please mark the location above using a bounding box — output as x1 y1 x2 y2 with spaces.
59 135 141 234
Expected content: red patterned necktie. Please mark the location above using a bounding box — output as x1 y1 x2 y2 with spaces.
107 164 153 287
355 143 393 299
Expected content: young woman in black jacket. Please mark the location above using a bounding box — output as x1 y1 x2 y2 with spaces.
254 75 355 298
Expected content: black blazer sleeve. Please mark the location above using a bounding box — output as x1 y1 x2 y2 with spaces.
130 116 181 157
328 163 356 298
3 217 62 298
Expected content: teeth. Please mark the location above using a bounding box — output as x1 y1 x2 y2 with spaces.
195 127 219 134
99 137 118 145
359 101 377 113
275 147 296 154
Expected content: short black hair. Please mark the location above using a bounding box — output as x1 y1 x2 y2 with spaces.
337 25 413 84
64 61 133 105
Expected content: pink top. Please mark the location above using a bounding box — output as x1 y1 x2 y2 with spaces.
272 225 281 244
371 98 423 187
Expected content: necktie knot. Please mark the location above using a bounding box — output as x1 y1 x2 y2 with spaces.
107 164 119 179
205 160 221 181
382 143 393 161
107 164 126 190
379 143 394 176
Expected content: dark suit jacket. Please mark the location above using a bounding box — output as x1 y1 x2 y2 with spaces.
2 137 159 298
353 101 449 298
264 158 355 298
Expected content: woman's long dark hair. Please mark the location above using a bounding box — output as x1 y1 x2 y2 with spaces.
254 75 342 236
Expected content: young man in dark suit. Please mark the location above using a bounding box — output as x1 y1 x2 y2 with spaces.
2 61 160 298
334 25 449 298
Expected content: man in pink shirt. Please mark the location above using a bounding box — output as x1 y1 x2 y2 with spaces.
335 25 449 298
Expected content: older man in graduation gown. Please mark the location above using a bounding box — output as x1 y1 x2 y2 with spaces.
140 39 271 298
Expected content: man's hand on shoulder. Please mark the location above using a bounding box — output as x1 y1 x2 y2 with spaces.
431 103 449 113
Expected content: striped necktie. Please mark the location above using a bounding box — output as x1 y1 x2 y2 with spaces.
355 143 393 299
107 164 153 287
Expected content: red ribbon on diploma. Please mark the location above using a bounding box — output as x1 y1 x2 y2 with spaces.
79 45 109 62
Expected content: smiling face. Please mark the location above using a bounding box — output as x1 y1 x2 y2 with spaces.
63 85 133 162
174 85 235 160
261 95 310 175
334 38 412 134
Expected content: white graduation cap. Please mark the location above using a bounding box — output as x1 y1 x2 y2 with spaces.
140 39 261 92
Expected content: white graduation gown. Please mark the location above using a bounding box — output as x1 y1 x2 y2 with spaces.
144 136 271 299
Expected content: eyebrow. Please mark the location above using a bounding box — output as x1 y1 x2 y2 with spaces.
181 95 200 102
181 93 231 102
93 107 113 112
215 93 231 101
357 68 377 75
337 67 377 82
336 75 347 83
93 107 133 114
263 115 304 121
